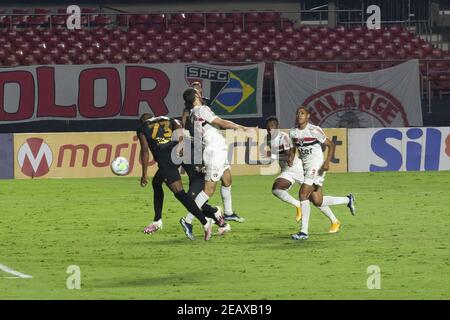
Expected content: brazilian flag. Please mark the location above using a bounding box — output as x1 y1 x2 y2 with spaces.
210 68 258 116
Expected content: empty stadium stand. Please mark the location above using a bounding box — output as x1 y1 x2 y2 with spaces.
0 9 449 98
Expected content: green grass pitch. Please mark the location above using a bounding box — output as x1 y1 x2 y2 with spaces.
1 171 450 299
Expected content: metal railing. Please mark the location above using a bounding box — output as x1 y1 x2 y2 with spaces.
0 9 433 30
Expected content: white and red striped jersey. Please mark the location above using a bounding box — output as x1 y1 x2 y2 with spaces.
289 123 327 165
189 104 226 149
269 130 300 169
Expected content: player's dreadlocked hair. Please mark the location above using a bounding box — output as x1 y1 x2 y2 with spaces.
140 113 152 124
183 87 198 110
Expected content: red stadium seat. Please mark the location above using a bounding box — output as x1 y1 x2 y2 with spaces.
206 12 225 23
253 50 265 61
413 48 426 59
433 74 450 99
57 54 71 64
40 54 54 65
321 64 338 73
215 51 230 62
305 50 318 61
384 43 395 54
93 15 112 27
189 13 204 24
170 13 187 24
358 49 370 60
50 15 67 28
225 45 237 57
288 50 299 60
431 49 444 59
376 48 388 59
355 37 366 47
299 26 312 37
5 54 19 66
389 25 402 35
180 51 194 62
340 49 352 60
0 48 7 61
22 55 37 65
244 12 259 23
395 48 408 59
225 12 242 24
339 63 357 73
116 14 131 27
352 25 364 36
111 53 125 63
28 16 50 27
34 8 51 15
323 49 336 60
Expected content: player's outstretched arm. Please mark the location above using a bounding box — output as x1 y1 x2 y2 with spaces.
138 133 149 187
211 117 249 131
320 138 335 172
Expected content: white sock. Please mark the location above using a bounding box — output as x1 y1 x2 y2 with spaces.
318 206 338 223
203 217 213 231
272 189 301 208
300 200 311 235
185 213 195 224
321 196 349 206
154 219 162 226
214 207 223 220
185 191 210 224
195 191 209 208
221 185 233 215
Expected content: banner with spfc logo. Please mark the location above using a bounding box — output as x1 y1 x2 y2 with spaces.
274 60 423 129
0 63 264 124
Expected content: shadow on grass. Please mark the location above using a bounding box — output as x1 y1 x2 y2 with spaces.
95 272 205 289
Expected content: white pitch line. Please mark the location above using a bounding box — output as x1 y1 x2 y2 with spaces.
0 263 32 279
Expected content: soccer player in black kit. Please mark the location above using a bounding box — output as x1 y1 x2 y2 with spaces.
137 113 215 241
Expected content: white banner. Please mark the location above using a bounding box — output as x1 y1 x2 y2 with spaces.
275 60 423 128
348 127 450 172
0 62 264 123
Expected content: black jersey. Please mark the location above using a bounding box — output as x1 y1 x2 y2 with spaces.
136 116 179 158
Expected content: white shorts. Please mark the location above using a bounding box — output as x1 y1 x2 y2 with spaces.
277 161 304 187
303 164 326 187
203 146 230 182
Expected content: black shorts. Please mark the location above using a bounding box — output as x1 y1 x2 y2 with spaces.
155 150 181 186
181 162 205 198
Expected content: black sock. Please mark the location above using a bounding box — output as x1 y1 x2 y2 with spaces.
174 191 207 225
202 203 218 217
153 181 164 221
